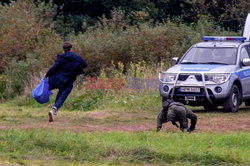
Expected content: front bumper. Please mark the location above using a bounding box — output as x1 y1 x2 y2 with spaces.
159 73 231 105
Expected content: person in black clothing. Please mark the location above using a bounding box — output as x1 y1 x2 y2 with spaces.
45 41 87 122
157 99 198 132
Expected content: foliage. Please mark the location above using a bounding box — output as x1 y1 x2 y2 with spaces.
187 0 249 31
72 11 238 74
0 0 62 72
1 54 47 99
70 89 104 111
0 0 62 99
0 75 6 99
1 0 247 35
62 61 167 111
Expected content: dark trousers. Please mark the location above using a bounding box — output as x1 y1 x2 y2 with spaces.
54 83 73 110
179 113 197 131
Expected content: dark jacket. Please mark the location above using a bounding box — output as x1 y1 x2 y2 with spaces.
166 102 189 122
45 51 87 90
157 101 197 131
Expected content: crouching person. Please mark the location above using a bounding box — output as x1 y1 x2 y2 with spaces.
156 99 197 132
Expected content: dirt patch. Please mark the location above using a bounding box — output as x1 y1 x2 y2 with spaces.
87 112 106 117
196 116 250 133
0 108 250 133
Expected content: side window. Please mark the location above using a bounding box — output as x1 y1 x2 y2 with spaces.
240 47 250 61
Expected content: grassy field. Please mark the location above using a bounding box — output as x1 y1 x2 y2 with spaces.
0 130 249 165
0 100 250 165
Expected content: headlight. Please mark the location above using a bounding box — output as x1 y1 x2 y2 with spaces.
205 74 230 84
159 72 177 83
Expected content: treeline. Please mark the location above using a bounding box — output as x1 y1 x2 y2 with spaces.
0 0 245 100
0 0 249 36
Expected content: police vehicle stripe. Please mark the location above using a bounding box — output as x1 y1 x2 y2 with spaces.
180 64 225 72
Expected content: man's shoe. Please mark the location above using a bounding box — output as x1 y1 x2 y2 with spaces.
48 110 54 122
53 106 58 115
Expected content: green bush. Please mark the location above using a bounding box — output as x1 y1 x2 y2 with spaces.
0 0 62 98
0 76 6 100
63 62 163 111
2 54 41 99
70 89 104 111
0 0 62 72
72 11 237 74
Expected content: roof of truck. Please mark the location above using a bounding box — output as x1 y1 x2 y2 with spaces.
194 36 249 48
194 41 243 48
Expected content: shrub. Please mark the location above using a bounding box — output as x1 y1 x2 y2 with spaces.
0 0 62 98
2 54 41 99
63 61 165 111
0 0 62 72
71 10 237 75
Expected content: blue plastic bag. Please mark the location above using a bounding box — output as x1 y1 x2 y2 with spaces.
32 78 53 104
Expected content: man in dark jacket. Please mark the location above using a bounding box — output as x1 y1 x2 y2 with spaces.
156 99 197 132
45 41 87 122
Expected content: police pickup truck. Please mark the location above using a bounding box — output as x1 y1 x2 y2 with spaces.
159 13 250 112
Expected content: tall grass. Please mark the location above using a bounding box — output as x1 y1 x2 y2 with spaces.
0 129 249 165
59 62 163 111
9 61 163 112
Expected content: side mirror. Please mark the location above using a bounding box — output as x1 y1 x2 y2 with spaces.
172 57 179 64
242 58 250 66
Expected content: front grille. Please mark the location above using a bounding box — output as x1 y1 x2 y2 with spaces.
195 75 202 81
205 75 209 81
178 74 204 82
178 75 189 81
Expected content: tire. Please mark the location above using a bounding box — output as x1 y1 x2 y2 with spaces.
162 97 168 102
204 104 217 111
245 99 250 106
223 85 240 112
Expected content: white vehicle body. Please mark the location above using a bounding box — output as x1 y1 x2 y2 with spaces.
159 13 250 112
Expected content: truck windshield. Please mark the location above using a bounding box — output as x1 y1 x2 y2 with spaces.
180 47 237 65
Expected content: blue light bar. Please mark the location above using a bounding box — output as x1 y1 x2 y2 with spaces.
202 36 246 41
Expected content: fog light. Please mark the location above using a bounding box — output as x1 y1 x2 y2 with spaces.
163 85 169 92
214 86 222 93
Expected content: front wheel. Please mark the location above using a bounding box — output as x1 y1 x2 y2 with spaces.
223 85 240 113
244 99 250 106
162 97 168 103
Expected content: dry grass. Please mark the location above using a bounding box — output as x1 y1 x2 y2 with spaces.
0 103 249 133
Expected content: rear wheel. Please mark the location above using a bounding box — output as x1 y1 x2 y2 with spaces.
223 85 240 112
